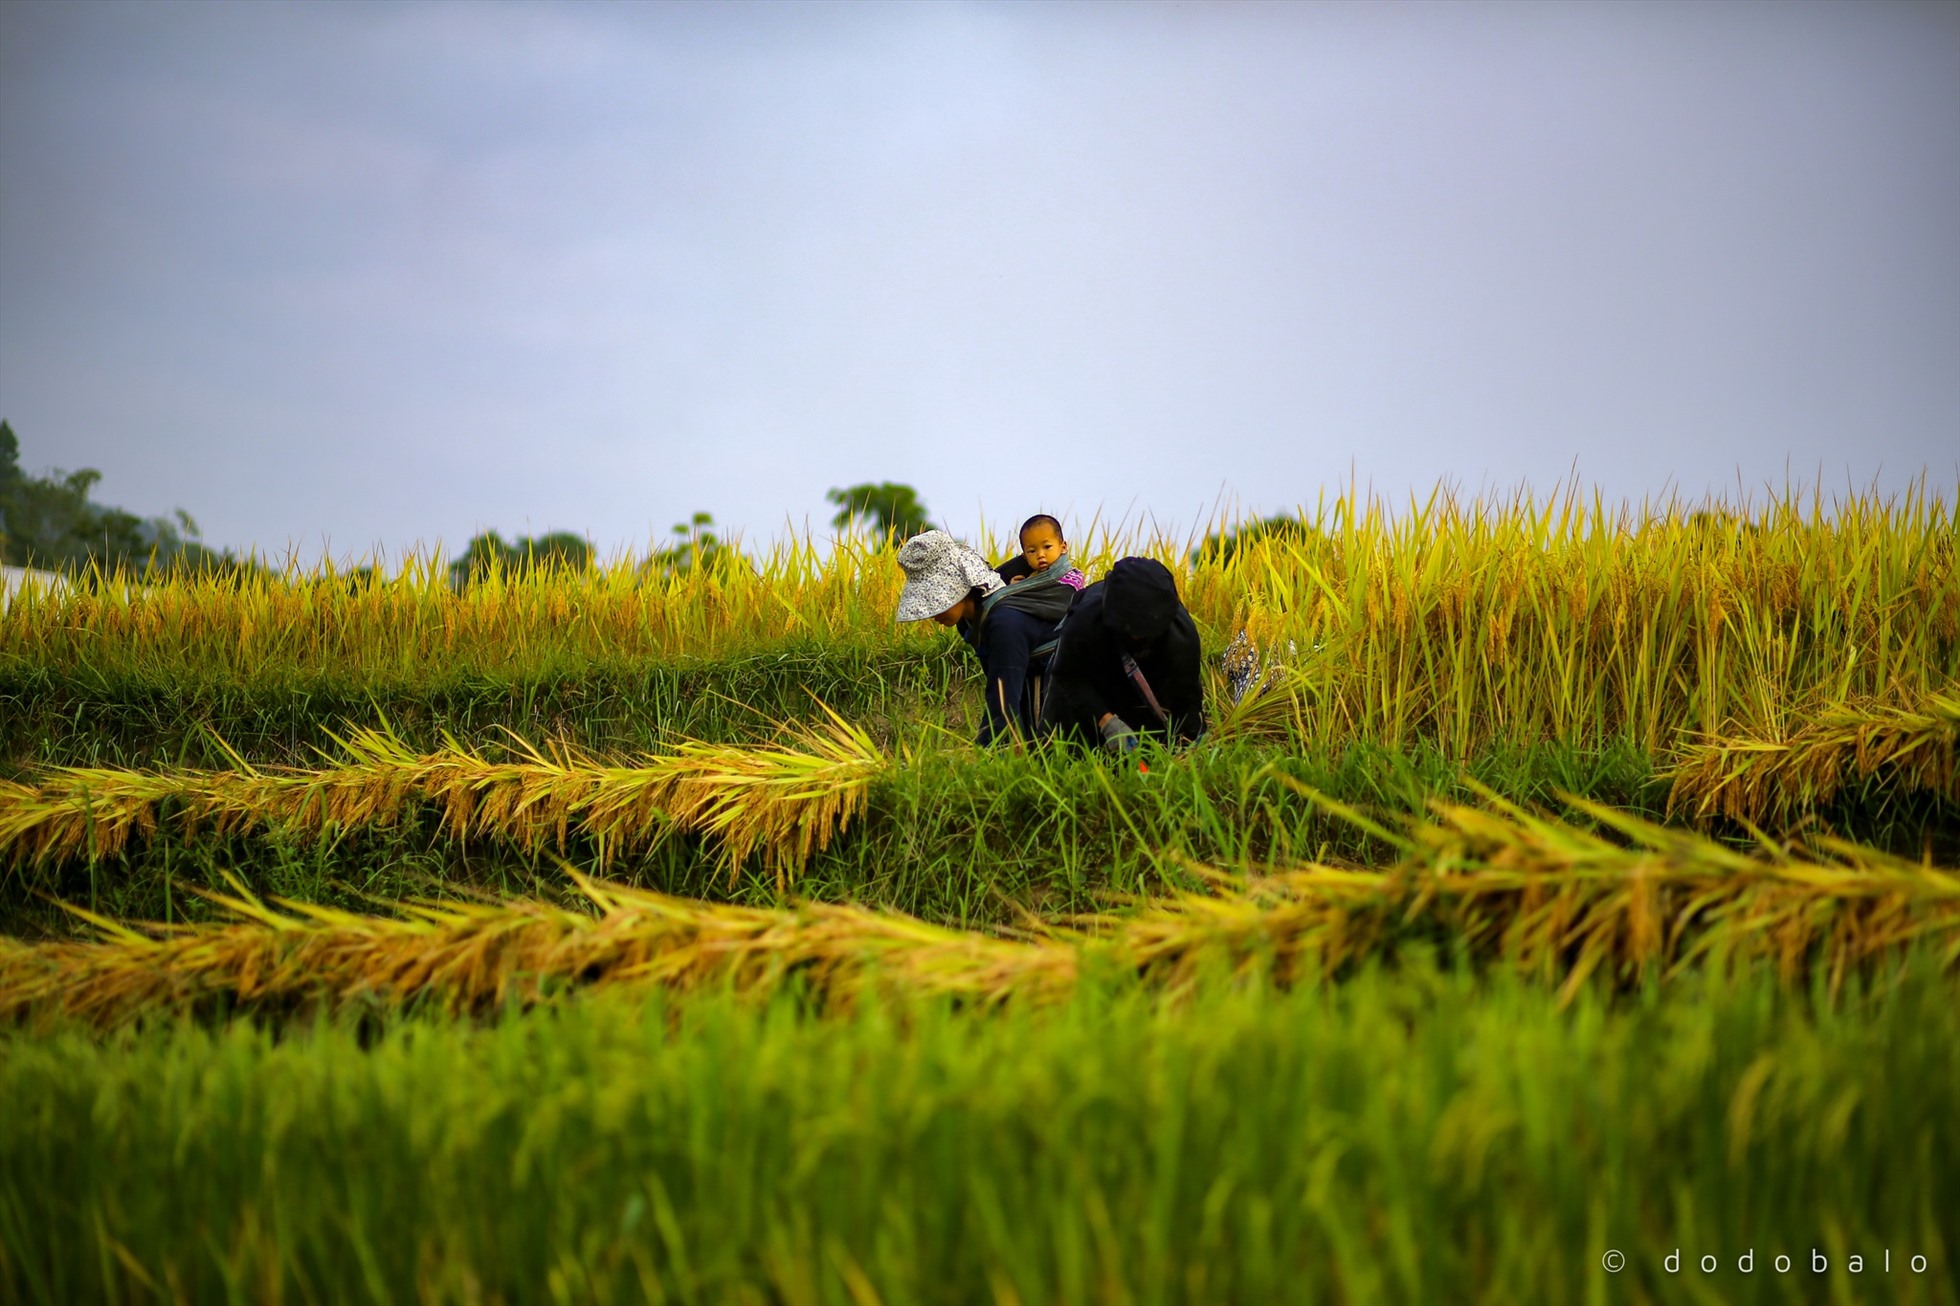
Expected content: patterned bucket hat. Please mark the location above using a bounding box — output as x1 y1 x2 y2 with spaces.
894 530 1003 622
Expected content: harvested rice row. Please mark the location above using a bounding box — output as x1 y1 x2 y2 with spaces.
5 798 1955 1028
1 684 1952 890
1665 688 1960 825
0 674 1315 882
0 713 884 887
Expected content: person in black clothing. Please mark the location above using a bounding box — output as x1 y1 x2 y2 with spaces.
1041 557 1206 751
895 530 1077 745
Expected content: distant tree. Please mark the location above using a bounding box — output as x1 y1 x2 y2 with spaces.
1686 508 1761 535
645 511 733 578
449 533 510 588
0 420 243 574
448 530 593 589
0 421 19 547
826 482 933 543
1191 513 1323 564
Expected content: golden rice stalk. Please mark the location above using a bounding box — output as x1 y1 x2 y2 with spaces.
5 800 1956 1029
1100 782 1960 1001
1664 689 1960 826
1367 787 1960 1000
0 873 1071 1029
0 709 885 887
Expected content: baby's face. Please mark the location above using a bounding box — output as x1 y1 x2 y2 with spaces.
1021 525 1066 573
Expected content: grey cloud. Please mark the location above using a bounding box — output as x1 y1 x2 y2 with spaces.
1 1 1955 562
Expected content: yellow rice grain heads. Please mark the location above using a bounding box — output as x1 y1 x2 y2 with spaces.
0 706 886 890
1665 688 1959 827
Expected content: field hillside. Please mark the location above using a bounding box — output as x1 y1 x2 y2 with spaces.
2 483 1957 1303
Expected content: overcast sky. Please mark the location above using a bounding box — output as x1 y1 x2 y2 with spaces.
2 1 1956 561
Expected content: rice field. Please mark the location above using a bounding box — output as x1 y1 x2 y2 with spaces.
2 483 1956 1303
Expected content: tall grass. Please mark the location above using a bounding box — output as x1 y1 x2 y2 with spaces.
4 482 1954 763
2 961 1954 1304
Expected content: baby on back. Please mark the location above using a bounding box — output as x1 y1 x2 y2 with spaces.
998 514 1086 590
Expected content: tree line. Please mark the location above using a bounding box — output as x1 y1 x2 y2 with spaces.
446 483 937 586
0 422 251 575
0 424 948 585
4 421 1285 583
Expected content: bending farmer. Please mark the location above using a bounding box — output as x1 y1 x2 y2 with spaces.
1041 557 1206 751
895 530 1078 745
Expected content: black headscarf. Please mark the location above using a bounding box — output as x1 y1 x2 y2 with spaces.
1102 557 1180 642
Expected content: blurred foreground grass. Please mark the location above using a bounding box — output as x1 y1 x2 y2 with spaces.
2 958 1954 1304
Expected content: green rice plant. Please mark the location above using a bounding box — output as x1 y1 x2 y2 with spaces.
1666 688 1960 827
2 959 1956 1303
0 711 884 889
6 797 1956 1029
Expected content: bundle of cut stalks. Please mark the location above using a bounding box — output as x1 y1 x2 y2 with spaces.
6 799 1955 1028
1355 785 1960 997
1665 689 1960 826
0 873 1066 1029
0 711 884 888
1205 637 1313 744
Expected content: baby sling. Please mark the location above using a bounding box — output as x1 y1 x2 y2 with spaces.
977 553 1078 729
